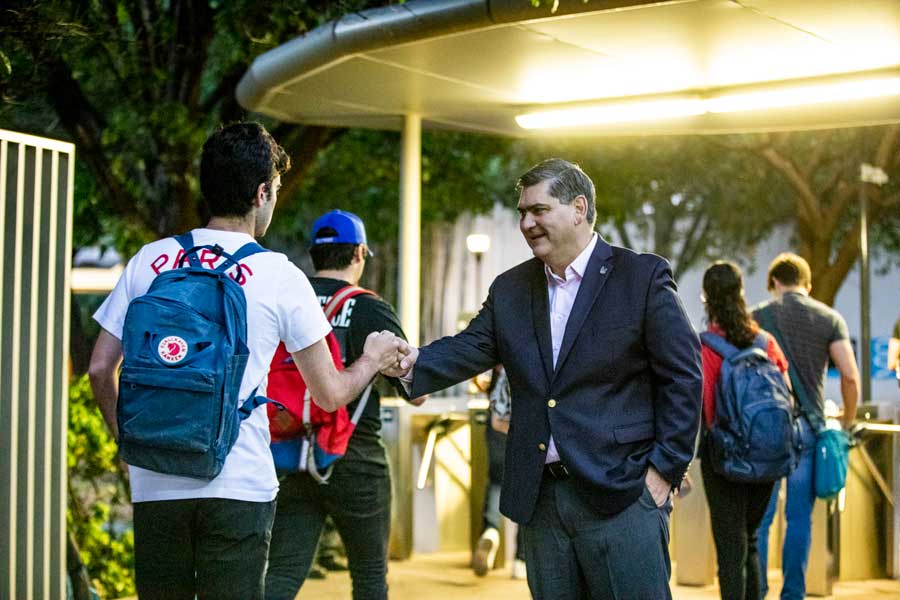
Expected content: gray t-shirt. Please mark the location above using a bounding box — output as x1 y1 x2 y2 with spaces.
753 292 849 423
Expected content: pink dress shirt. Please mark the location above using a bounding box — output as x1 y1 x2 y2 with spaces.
543 234 598 463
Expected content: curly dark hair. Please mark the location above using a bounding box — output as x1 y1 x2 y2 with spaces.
702 261 758 349
200 122 290 218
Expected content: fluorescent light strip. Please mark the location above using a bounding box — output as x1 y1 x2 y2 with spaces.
707 77 900 113
516 76 900 129
516 98 705 129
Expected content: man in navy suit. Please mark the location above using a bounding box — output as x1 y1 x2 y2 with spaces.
389 158 702 599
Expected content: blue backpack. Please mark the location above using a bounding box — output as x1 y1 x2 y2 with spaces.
117 232 272 480
700 332 799 483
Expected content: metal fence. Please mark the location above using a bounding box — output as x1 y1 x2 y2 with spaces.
0 129 73 600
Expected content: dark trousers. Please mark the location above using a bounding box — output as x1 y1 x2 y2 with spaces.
483 426 525 560
700 444 775 600
132 497 276 600
521 473 672 600
265 460 391 600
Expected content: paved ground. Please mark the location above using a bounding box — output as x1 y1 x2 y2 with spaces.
297 552 900 599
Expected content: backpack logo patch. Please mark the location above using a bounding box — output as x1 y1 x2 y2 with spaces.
158 336 188 363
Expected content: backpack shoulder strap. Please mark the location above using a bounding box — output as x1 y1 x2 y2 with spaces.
226 241 268 263
323 286 376 320
699 331 739 360
753 332 769 352
174 232 201 267
214 241 268 273
321 285 378 425
348 384 374 425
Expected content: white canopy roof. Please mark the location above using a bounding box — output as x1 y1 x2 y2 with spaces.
238 0 900 136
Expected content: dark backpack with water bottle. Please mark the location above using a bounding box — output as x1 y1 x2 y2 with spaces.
117 232 275 480
700 332 799 483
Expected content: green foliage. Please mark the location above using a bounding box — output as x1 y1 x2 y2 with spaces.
1 0 388 253
68 375 134 599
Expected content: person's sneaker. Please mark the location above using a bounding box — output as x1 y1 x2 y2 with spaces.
472 527 500 577
318 555 349 572
511 558 527 580
307 564 327 580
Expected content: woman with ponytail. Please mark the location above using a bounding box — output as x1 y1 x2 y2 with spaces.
699 261 789 600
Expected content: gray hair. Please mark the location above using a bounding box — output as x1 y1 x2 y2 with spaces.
516 158 596 225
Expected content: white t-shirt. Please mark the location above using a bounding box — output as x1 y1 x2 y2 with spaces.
93 228 331 503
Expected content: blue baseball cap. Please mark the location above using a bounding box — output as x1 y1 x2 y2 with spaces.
309 210 373 256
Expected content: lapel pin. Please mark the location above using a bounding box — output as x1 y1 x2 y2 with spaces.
600 265 609 275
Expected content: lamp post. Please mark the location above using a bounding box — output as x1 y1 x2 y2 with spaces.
466 234 491 306
858 163 889 406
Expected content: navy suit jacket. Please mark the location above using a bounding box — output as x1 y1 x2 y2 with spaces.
409 237 702 524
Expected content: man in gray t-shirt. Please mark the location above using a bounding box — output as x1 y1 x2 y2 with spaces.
754 292 851 425
754 252 859 600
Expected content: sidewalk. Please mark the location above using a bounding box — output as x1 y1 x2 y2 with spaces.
297 552 900 599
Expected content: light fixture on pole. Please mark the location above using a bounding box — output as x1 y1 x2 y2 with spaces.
466 234 491 306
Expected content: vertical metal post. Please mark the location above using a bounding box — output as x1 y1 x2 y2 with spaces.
474 253 483 309
858 161 889 406
858 162 891 576
859 173 871 406
399 114 421 345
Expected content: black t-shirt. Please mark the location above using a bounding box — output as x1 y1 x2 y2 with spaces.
310 277 407 466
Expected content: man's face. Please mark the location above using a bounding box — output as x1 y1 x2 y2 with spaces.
517 179 583 269
255 175 281 237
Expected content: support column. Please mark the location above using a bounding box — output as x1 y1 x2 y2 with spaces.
859 174 871 406
399 114 421 345
858 162 888 406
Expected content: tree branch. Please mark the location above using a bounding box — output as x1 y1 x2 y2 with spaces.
802 130 833 179
161 0 215 108
44 58 150 231
815 223 860 305
875 124 900 168
819 166 845 199
822 180 855 235
759 145 820 229
673 212 710 280
122 0 160 105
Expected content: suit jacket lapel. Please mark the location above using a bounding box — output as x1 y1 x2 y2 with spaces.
530 259 554 385
553 238 614 378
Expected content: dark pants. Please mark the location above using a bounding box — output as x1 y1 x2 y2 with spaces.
521 473 672 600
700 444 775 600
483 426 525 560
265 460 391 600
132 497 276 600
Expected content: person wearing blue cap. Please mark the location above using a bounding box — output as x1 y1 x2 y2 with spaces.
265 209 423 600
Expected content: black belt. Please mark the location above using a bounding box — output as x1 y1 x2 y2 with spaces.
544 461 570 480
